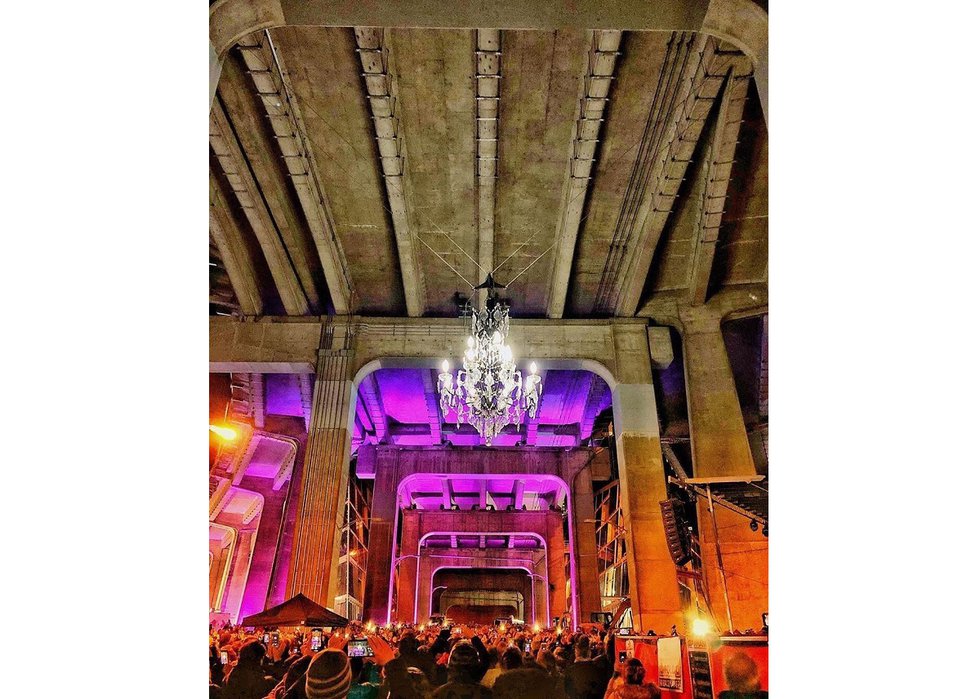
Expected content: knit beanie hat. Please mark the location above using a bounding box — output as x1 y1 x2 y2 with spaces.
306 649 352 699
447 641 481 682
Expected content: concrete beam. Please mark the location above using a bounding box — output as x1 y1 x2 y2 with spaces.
475 29 500 307
210 39 222 107
361 372 390 443
209 171 263 315
354 27 426 317
212 0 708 57
547 30 622 318
238 31 354 314
513 480 525 510
249 373 265 428
210 315 668 388
638 283 767 329
688 70 750 305
524 369 546 446
210 101 311 315
420 368 444 445
298 373 313 429
605 33 725 317
441 480 453 510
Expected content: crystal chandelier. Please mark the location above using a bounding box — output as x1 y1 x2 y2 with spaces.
438 286 542 446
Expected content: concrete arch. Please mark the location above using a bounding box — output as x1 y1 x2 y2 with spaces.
440 590 526 621
417 530 552 622
347 355 618 443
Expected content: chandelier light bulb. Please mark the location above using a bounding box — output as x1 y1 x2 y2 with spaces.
530 362 537 374
442 360 449 373
467 336 475 348
492 330 502 345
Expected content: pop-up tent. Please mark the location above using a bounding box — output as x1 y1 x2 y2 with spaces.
240 593 349 628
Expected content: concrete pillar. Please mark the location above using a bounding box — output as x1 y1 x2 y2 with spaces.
613 384 684 634
395 510 421 623
569 461 602 624
363 460 399 624
238 475 290 619
546 512 567 624
680 306 768 631
607 324 684 634
286 335 355 612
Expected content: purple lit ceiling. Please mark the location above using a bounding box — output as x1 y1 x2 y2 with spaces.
264 374 306 418
225 367 612 453
352 368 611 451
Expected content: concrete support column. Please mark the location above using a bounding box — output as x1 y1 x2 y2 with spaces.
363 463 399 624
546 512 568 624
286 330 356 612
395 510 421 623
530 554 550 626
680 306 768 631
613 384 684 634
569 461 602 625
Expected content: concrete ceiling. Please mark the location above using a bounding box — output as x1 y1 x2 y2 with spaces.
210 27 767 321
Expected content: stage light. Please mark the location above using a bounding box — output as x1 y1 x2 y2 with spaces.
749 520 759 532
691 618 712 637
365 621 376 632
762 525 768 537
209 424 237 441
533 623 540 632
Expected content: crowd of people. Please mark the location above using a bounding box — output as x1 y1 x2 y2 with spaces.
209 621 767 699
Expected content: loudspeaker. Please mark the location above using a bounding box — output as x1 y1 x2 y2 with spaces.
660 498 692 566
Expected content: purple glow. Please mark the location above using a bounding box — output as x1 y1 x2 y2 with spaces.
265 374 305 417
354 367 611 451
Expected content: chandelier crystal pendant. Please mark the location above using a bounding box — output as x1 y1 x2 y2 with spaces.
438 283 542 446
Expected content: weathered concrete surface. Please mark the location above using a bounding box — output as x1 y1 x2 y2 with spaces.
285 340 356 613
495 29 587 315
389 28 476 314
271 27 407 314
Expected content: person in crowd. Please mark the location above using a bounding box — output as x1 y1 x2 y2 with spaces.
380 631 440 696
225 640 277 699
718 652 767 699
346 657 381 699
432 641 492 699
478 648 501 689
490 647 555 699
304 648 353 699
535 649 564 697
564 636 609 699
603 658 659 699
264 656 312 699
